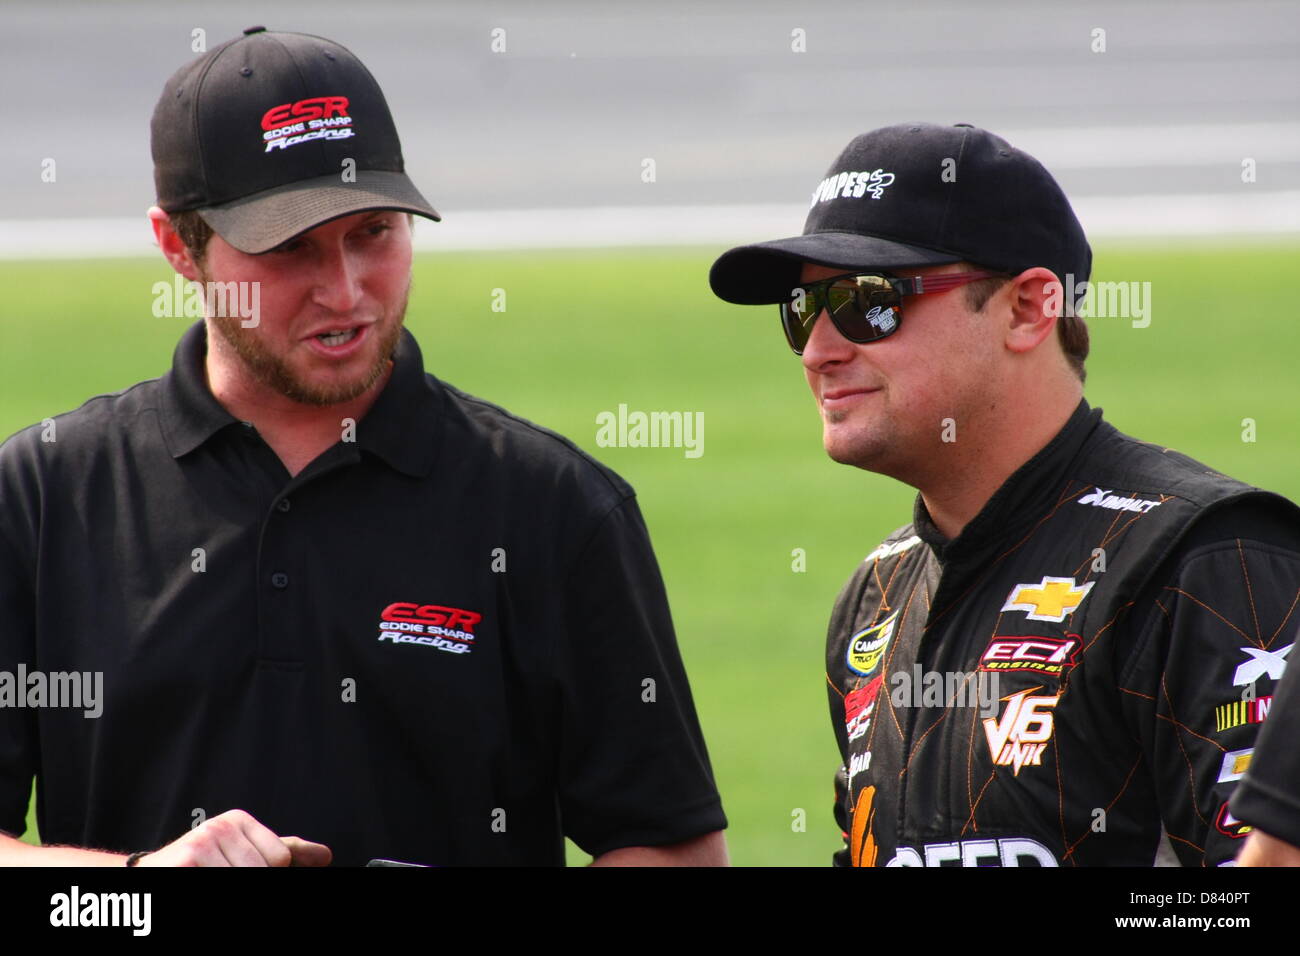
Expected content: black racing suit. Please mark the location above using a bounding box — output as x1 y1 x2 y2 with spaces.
827 400 1300 866
1229 623 1300 848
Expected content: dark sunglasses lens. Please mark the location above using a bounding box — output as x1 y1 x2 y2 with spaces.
828 275 900 342
779 275 902 354
780 301 814 354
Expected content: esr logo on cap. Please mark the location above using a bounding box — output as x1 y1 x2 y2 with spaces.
261 95 355 152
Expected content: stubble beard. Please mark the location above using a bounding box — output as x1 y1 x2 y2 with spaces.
204 271 410 407
821 397 894 472
825 420 891 471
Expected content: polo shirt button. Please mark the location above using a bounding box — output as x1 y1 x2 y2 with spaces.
271 572 289 589
276 498 291 512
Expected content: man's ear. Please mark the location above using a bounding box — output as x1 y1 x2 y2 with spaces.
1004 267 1061 356
148 206 203 281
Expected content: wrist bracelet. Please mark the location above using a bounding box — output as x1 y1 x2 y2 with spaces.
125 850 150 867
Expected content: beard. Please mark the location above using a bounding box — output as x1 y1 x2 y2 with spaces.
202 271 410 407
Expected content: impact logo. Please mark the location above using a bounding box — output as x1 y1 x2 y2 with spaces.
810 168 896 207
845 676 882 742
377 602 481 656
864 535 920 563
1001 576 1094 623
982 689 1059 775
979 635 1079 676
847 612 898 676
261 96 355 152
1077 487 1162 513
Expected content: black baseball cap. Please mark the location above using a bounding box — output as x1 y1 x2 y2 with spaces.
151 26 440 254
709 122 1090 305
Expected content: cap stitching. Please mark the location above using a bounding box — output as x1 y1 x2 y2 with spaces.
933 127 968 251
326 39 406 170
264 34 337 181
188 39 240 209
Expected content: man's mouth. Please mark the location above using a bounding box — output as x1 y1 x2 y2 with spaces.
315 328 359 346
822 387 879 405
303 323 371 356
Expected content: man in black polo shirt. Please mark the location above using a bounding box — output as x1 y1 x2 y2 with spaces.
708 123 1300 866
0 27 726 866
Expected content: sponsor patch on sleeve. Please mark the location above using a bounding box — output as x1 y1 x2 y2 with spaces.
847 612 899 677
978 635 1080 676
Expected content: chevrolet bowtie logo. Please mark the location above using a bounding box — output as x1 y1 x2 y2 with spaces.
1002 577 1095 622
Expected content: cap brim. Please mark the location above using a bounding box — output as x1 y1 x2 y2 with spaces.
709 232 962 305
196 169 441 254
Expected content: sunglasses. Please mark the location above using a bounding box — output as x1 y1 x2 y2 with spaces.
779 270 1006 354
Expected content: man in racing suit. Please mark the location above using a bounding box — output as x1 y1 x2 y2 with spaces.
708 122 1300 866
824 405 1300 866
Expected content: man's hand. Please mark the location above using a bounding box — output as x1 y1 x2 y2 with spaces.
1236 828 1300 867
136 809 331 867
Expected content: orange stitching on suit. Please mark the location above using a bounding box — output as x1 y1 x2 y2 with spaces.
1162 675 1208 826
1166 831 1203 854
826 671 844 701
1062 753 1143 862
1237 539 1262 647
881 582 923 740
1161 587 1252 642
929 482 1086 625
1268 588 1300 645
961 770 997 837
1120 686 1155 701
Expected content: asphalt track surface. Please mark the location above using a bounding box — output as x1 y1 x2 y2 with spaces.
1 0 1297 250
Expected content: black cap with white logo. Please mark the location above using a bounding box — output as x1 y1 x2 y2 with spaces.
709 122 1090 305
151 26 440 253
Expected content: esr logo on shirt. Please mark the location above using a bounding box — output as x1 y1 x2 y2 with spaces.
377 601 482 655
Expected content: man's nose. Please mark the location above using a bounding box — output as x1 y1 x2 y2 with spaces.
310 243 365 312
800 305 856 371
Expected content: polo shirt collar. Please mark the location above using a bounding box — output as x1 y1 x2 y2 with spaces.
353 326 443 478
158 320 241 457
158 320 443 478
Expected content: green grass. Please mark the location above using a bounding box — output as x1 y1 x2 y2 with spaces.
4 241 1298 865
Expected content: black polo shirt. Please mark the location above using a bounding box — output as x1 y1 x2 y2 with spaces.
0 320 725 865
